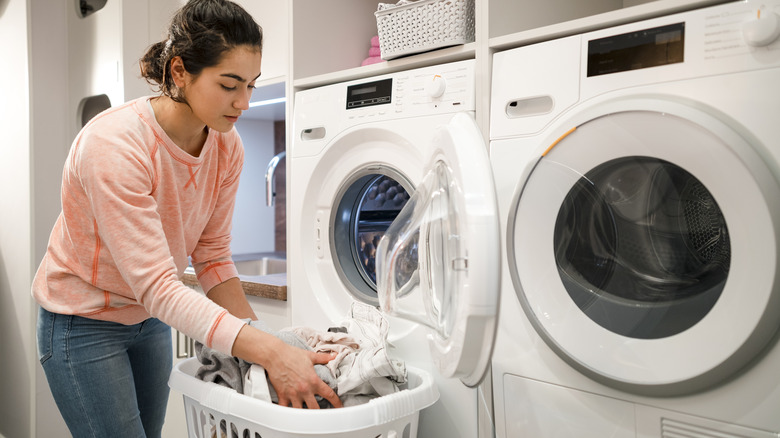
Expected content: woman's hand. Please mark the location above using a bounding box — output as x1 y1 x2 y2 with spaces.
231 324 343 409
265 343 343 409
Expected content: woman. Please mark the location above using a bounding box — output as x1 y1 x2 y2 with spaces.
32 1 341 436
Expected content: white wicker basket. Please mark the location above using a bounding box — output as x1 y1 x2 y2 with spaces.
375 0 475 60
169 357 439 438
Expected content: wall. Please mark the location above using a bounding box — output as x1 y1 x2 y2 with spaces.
231 118 277 255
0 0 33 436
29 0 71 435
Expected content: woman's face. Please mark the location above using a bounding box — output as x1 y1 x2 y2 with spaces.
182 45 262 132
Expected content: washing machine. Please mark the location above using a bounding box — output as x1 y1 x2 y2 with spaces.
490 1 780 436
289 59 500 438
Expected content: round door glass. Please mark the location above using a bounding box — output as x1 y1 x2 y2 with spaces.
554 156 731 339
332 171 414 304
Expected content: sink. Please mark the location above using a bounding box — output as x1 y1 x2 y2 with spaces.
234 256 286 276
184 255 286 277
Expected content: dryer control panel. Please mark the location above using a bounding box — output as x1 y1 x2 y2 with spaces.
343 59 475 122
294 59 476 158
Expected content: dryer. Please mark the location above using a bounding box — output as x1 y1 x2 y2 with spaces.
289 60 500 438
490 1 780 436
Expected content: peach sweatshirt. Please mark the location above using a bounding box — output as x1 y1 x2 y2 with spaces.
32 97 247 355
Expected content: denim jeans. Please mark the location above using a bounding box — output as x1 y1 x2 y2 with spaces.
37 307 173 438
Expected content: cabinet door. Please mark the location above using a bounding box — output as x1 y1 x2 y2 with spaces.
236 0 289 82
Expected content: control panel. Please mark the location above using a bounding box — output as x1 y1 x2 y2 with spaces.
343 59 475 122
580 1 780 98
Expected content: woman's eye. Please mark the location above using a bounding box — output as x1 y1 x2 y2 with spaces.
221 84 237 91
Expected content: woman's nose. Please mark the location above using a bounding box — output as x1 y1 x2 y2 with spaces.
235 89 251 110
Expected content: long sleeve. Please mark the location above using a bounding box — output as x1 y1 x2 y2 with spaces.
32 97 247 355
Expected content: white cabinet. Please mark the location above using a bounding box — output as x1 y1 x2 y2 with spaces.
235 0 290 87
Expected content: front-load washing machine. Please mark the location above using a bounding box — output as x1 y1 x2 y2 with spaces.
490 1 780 437
289 59 500 438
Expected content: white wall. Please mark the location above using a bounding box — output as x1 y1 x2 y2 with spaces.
232 119 277 255
231 0 288 257
0 0 34 436
29 0 72 435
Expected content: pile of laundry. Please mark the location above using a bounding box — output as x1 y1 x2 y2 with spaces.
194 302 407 410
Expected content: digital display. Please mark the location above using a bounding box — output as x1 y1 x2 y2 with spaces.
587 22 685 77
346 78 392 109
351 86 377 96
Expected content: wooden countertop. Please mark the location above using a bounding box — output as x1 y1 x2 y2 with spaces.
182 271 287 301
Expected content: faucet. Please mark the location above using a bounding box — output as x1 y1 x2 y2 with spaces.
265 151 286 207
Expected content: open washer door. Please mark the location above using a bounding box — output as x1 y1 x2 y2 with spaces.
376 112 500 387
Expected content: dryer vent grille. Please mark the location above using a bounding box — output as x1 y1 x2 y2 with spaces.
661 417 775 438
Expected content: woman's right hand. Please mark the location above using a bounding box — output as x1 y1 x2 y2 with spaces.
231 324 343 409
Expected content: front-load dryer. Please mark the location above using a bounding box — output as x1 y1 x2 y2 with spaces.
490 1 780 437
289 60 500 438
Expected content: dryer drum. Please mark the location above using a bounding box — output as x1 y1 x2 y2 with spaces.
554 156 730 339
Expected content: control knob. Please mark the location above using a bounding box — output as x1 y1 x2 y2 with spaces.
743 9 780 47
426 75 447 98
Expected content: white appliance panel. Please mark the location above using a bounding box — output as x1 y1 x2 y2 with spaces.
490 1 780 436
290 60 499 438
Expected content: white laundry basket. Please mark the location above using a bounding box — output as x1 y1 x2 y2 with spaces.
169 357 439 438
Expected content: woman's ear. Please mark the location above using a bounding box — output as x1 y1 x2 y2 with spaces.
170 56 189 88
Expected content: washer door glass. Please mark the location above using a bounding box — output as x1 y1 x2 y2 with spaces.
332 171 413 304
377 113 500 387
556 156 729 339
510 109 780 395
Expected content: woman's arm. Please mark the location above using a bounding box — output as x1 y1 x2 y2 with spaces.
207 277 343 409
231 325 343 409
205 277 257 320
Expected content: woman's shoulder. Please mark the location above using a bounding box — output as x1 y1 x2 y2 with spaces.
73 98 159 163
82 97 147 129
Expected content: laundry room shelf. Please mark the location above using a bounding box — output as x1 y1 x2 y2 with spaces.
375 0 475 60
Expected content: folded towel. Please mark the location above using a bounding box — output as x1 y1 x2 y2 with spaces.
371 35 380 47
361 56 384 66
369 46 381 57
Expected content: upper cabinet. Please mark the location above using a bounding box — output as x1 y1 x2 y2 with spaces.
236 0 290 87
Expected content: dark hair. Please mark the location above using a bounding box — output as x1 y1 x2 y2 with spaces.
139 0 263 102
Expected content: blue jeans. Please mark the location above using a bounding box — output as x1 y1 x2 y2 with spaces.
37 307 173 438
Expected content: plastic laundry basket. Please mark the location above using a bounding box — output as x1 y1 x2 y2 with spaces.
168 357 439 438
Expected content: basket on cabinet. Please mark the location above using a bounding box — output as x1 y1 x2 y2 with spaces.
375 0 475 60
169 357 439 438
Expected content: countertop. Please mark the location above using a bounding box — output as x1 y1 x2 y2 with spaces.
181 253 287 301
